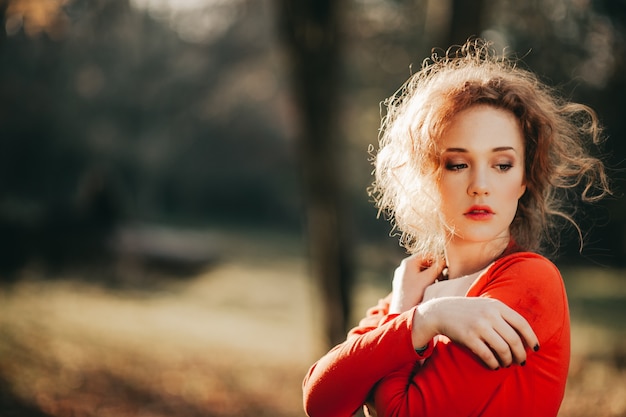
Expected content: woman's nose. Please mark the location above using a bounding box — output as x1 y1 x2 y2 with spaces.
467 169 489 196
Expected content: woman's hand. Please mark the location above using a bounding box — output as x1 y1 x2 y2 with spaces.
389 255 444 314
412 297 539 369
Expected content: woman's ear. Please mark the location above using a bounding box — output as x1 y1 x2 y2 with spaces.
518 182 527 199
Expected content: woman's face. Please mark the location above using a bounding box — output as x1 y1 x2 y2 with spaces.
437 105 526 246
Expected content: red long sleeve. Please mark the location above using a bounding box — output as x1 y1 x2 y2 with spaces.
302 306 420 417
302 252 570 417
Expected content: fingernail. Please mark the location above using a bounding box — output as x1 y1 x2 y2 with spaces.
533 344 540 352
494 367 500 371
520 361 526 366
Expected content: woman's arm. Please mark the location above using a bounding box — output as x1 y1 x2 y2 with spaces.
303 308 421 417
371 254 569 417
413 296 538 369
304 295 538 417
303 256 444 417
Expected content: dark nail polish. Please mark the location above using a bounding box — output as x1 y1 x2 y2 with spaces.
520 361 526 366
494 367 500 371
533 344 540 352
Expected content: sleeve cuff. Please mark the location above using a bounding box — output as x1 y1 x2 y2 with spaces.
414 340 435 359
378 310 436 359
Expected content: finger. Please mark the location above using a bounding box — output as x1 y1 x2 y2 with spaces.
495 322 526 364
420 258 446 280
397 254 423 274
466 338 501 370
432 257 446 272
500 307 539 354
481 328 514 368
492 321 526 366
418 256 433 271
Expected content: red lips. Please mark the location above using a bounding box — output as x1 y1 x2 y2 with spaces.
464 205 494 220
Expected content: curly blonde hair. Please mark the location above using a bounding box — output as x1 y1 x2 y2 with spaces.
369 39 611 259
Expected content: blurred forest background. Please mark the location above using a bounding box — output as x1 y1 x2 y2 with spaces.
0 0 625 416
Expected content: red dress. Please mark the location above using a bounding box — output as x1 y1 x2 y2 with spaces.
303 252 570 417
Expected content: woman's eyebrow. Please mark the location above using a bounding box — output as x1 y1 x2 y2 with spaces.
492 146 518 153
443 146 519 153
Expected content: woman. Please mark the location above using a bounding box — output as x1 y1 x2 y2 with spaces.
302 40 610 417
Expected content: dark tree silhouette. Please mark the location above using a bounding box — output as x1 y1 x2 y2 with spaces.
446 0 486 47
276 0 354 347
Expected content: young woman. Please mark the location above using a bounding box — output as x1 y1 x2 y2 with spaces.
302 40 611 417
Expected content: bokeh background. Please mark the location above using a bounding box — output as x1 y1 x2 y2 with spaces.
0 0 625 416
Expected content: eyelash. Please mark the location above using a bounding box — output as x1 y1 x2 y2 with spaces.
444 162 514 172
445 163 467 171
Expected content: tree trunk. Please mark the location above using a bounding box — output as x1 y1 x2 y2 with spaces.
446 0 485 47
276 0 354 347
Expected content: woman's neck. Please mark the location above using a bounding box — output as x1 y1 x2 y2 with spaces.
444 237 510 279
